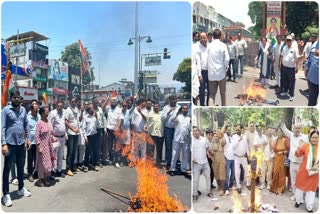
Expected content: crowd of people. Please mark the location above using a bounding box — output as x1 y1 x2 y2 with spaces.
1 91 191 207
192 29 319 106
192 117 319 213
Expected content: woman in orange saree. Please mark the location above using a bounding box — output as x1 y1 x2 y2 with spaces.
270 128 290 195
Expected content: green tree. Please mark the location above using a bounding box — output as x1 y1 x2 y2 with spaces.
235 21 246 28
286 2 319 39
247 1 263 40
173 58 191 94
60 42 95 85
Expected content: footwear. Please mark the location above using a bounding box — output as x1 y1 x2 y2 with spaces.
247 185 251 191
290 195 296 201
108 160 113 166
11 178 18 185
259 183 266 190
197 190 202 196
289 96 294 101
94 166 99 171
211 184 216 189
28 175 34 182
115 163 120 169
193 195 198 201
237 188 242 194
219 190 224 196
67 170 74 176
167 170 175 176
38 179 45 187
56 171 65 178
288 188 293 192
83 167 88 172
307 209 313 213
2 194 12 207
225 190 230 195
267 185 270 190
17 187 31 197
295 202 301 208
207 193 214 198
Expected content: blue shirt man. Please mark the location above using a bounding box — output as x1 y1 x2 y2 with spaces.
307 40 319 106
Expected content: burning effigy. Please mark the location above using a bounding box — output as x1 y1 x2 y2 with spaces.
234 80 279 106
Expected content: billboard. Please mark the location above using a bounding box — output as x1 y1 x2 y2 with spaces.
266 16 281 39
48 59 69 81
145 56 161 66
9 43 26 58
19 87 38 100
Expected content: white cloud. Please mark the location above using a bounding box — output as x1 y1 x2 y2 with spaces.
195 0 254 29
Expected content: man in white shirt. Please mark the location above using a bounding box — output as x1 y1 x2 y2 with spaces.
131 99 147 160
223 123 235 195
82 104 98 172
278 35 299 101
168 105 191 178
192 126 214 201
226 36 239 82
245 122 257 158
259 127 275 190
194 32 209 106
233 124 250 194
48 101 67 178
105 97 122 167
280 118 308 201
207 29 230 106
65 97 80 176
142 99 154 161
235 33 247 78
161 95 180 168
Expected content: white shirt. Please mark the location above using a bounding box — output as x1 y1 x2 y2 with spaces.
82 114 97 140
235 39 247 56
172 114 191 144
193 136 208 164
207 39 230 81
94 106 107 129
281 45 298 68
254 133 268 150
224 133 234 160
193 42 208 76
246 130 257 154
105 106 122 130
264 135 276 161
160 104 180 128
232 134 248 157
65 107 80 135
303 41 312 58
273 42 283 62
281 123 308 163
48 109 66 136
131 107 145 132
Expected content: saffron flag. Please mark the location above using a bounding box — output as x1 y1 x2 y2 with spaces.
42 91 47 105
1 70 14 107
112 89 118 98
78 40 89 74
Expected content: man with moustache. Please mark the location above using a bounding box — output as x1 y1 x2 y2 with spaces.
2 91 32 207
105 97 122 167
233 124 250 194
194 32 209 106
168 105 191 178
48 100 67 178
161 95 180 169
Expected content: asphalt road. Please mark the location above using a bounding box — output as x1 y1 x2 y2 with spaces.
1 157 191 212
193 175 319 213
195 66 311 107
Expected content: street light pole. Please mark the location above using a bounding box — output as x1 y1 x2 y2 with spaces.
134 1 139 95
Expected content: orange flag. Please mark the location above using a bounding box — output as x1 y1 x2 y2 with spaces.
42 92 47 106
1 70 12 107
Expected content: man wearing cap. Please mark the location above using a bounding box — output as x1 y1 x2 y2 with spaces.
278 35 299 101
194 32 209 106
235 33 247 78
280 116 308 201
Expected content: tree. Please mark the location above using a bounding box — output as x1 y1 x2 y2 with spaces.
173 58 191 94
247 1 263 40
286 2 319 39
60 42 95 85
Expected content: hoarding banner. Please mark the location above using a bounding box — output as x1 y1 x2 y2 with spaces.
19 87 38 100
267 16 281 39
145 56 161 66
9 43 26 58
267 2 282 12
48 59 69 81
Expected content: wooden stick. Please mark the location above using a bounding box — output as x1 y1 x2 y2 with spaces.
100 187 130 200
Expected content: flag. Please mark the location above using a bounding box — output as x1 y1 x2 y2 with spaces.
112 89 118 98
78 40 90 75
42 91 47 106
1 69 14 107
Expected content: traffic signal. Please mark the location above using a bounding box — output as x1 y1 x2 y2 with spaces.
163 48 170 59
139 72 144 90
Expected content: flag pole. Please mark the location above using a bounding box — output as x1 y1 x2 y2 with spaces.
79 55 83 104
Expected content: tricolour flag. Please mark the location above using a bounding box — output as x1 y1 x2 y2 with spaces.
78 40 90 75
1 69 14 107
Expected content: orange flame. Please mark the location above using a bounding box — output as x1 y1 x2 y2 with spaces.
114 128 187 212
240 80 267 105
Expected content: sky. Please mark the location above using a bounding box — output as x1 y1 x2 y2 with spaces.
1 1 191 88
198 0 254 29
